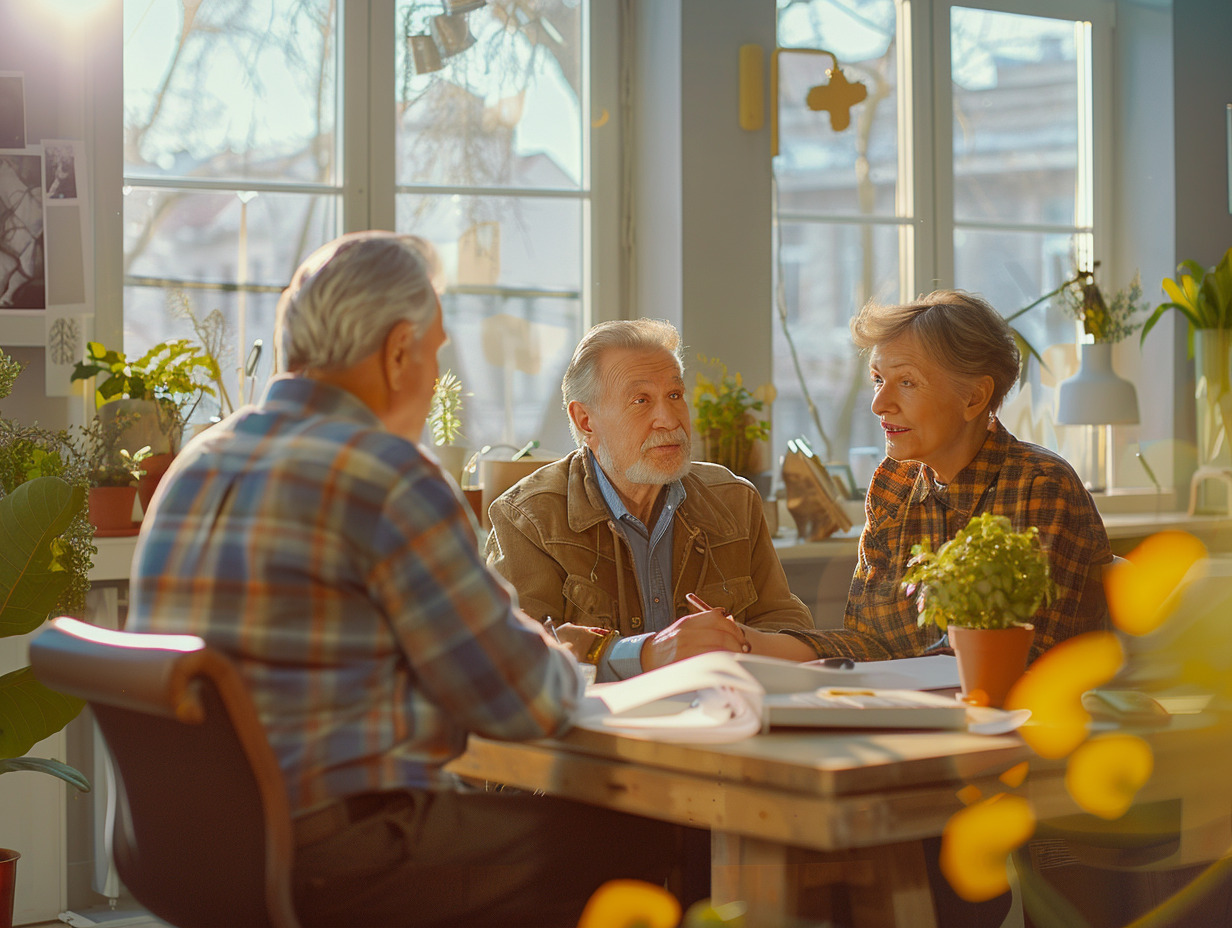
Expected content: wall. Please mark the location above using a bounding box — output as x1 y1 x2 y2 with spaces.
631 0 775 396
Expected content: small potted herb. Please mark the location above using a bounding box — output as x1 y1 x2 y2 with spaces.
427 369 468 484
78 412 152 534
692 356 774 483
902 512 1055 707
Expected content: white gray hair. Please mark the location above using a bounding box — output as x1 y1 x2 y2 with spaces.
561 318 683 447
275 231 442 373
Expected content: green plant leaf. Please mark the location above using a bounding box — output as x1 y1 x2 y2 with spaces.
0 755 90 791
0 477 85 637
0 666 85 760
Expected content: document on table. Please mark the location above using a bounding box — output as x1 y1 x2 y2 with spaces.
573 652 764 743
570 651 1024 742
733 653 960 694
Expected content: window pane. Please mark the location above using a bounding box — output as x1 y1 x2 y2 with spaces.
953 226 1084 353
436 292 583 452
772 220 903 470
951 8 1079 225
122 285 281 422
123 0 337 184
395 0 584 190
396 193 582 293
775 0 900 218
125 188 337 287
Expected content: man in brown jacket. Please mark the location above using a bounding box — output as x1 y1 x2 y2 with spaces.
485 318 819 682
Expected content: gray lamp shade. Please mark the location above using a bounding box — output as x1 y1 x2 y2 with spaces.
1056 343 1139 425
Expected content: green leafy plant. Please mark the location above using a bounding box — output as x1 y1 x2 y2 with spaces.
1054 263 1146 344
428 369 467 446
71 338 221 439
1140 246 1232 348
0 351 90 791
692 356 774 475
78 410 153 487
0 354 94 614
901 512 1055 632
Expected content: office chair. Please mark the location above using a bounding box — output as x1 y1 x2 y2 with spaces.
29 616 301 928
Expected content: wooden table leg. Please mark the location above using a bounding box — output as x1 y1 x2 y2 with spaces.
711 833 937 928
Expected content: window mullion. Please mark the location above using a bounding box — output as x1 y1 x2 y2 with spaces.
929 0 956 289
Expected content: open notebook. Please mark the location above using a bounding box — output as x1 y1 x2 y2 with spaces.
572 652 1024 743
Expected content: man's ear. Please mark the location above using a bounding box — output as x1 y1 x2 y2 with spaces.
382 320 417 390
568 400 597 448
963 374 996 423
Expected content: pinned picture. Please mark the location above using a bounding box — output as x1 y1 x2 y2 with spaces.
44 140 78 199
0 73 26 150
0 150 45 309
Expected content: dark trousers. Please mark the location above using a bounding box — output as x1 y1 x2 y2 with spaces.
293 787 676 928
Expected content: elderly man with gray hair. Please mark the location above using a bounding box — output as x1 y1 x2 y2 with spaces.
485 318 820 683
129 231 674 928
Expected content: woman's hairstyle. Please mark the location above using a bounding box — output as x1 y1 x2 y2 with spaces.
850 289 1021 412
275 231 443 373
561 318 683 447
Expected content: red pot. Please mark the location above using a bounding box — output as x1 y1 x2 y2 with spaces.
0 848 19 928
88 486 139 535
949 624 1035 709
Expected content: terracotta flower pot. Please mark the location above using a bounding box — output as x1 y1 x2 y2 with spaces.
949 624 1035 708
0 848 18 928
88 486 139 535
136 451 176 513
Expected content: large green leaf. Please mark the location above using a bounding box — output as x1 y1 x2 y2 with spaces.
0 476 85 638
0 666 84 759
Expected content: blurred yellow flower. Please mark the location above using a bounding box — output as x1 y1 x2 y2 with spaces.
577 879 682 928
941 793 1036 902
1065 733 1154 820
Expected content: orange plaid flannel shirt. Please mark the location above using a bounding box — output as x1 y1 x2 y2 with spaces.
804 421 1112 662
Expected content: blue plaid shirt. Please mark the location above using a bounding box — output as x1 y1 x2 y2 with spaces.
129 376 580 814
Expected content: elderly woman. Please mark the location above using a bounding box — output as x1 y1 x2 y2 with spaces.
807 289 1112 663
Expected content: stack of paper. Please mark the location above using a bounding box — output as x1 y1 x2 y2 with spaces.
570 652 1025 743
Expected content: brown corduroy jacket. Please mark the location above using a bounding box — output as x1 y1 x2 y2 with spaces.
484 450 814 658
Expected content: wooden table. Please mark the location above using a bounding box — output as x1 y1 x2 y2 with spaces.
447 714 1232 927
448 724 1035 926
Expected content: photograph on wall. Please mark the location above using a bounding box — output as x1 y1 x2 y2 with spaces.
0 72 26 150
44 140 78 200
0 149 45 310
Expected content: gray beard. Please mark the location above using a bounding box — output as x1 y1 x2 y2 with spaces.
596 439 693 486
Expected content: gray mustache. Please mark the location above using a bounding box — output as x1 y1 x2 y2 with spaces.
641 428 689 452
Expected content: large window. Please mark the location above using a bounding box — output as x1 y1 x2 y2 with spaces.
773 0 1110 490
123 0 603 454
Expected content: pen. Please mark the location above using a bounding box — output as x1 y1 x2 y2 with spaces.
543 616 561 643
685 594 751 653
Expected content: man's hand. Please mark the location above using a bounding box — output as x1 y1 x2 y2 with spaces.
550 621 609 660
640 608 749 672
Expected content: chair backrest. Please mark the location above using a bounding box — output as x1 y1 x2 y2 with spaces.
30 617 300 928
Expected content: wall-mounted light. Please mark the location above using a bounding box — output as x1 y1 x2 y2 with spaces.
769 47 868 155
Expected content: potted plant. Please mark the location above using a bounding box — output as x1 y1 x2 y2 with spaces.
902 512 1055 707
427 369 469 484
71 338 221 456
78 413 152 534
72 338 220 511
692 356 775 490
0 351 92 924
1140 246 1232 476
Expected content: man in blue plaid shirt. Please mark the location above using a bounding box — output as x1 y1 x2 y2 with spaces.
130 231 672 928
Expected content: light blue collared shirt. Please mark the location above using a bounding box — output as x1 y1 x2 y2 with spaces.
588 450 686 680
